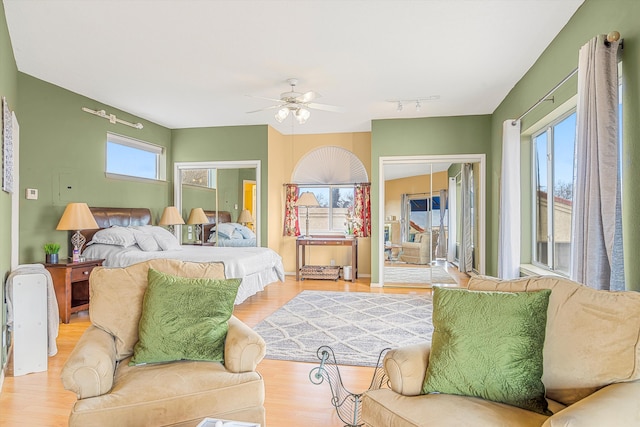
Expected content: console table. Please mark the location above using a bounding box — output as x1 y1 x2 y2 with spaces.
296 236 358 282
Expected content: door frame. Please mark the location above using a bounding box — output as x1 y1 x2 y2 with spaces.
378 154 486 286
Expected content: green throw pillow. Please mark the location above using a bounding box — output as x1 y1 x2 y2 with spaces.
422 287 552 415
129 268 241 366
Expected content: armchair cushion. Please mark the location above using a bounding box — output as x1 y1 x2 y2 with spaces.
422 287 552 415
90 259 225 360
130 269 241 365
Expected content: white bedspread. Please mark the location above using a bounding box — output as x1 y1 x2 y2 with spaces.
83 244 284 304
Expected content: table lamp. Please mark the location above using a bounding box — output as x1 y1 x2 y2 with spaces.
186 207 209 243
295 191 319 237
237 209 254 227
56 202 100 262
159 206 185 233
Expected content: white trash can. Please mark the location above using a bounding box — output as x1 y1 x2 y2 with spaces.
343 265 352 281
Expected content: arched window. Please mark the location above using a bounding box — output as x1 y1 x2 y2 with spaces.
285 147 370 236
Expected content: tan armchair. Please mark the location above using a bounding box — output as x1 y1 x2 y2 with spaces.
61 259 266 427
399 231 437 264
362 275 640 426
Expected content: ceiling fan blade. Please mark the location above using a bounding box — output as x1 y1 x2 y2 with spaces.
307 102 345 113
246 94 286 103
246 104 287 113
297 91 319 103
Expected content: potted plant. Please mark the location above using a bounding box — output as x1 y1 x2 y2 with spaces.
44 243 61 264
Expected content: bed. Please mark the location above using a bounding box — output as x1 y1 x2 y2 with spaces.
80 207 284 304
202 210 257 247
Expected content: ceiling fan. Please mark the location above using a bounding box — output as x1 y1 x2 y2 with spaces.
247 78 343 124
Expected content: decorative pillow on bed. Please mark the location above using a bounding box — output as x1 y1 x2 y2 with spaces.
88 226 137 248
216 223 243 240
149 226 182 250
130 228 161 251
130 268 241 365
236 224 256 239
422 287 552 415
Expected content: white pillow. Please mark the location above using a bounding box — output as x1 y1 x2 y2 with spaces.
217 223 243 240
89 226 137 247
131 228 161 251
235 224 256 239
150 226 182 251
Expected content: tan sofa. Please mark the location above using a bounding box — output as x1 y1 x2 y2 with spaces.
61 259 266 427
362 275 640 426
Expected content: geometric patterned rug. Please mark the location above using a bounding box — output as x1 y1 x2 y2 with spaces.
384 265 457 284
253 290 433 367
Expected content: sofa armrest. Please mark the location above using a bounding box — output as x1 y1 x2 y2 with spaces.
543 381 640 427
383 343 431 396
61 325 117 399
224 315 266 373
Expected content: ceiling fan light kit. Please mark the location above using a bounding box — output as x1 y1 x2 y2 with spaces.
249 78 343 125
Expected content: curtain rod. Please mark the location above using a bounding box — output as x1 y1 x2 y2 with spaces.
511 68 577 125
511 31 623 126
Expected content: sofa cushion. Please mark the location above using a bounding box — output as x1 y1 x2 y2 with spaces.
422 287 551 415
130 269 240 365
90 259 226 360
362 388 559 427
468 275 640 405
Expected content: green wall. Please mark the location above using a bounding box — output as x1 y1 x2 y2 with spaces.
171 126 268 245
17 74 172 262
492 0 640 290
371 115 492 282
0 0 18 373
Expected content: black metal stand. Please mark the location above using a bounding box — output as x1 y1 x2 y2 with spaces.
309 346 390 427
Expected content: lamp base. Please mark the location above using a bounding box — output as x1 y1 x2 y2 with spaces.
70 230 86 262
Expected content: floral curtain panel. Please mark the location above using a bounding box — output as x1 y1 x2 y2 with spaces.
283 184 300 236
353 183 371 237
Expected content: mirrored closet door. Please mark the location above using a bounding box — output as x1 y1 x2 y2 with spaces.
174 161 260 246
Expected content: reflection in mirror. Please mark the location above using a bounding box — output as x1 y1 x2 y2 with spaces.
175 161 260 247
181 168 217 244
380 155 486 287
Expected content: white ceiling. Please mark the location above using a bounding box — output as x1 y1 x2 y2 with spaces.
384 162 451 181
4 0 584 135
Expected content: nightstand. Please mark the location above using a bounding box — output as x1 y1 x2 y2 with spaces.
45 259 104 324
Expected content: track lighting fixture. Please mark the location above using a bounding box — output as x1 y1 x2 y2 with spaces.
389 96 440 113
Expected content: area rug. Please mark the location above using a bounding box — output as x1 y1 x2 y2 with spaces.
253 290 433 367
384 265 457 284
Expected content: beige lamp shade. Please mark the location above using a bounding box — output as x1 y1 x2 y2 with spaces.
237 209 254 224
159 206 185 225
186 207 209 225
56 203 99 231
295 191 320 207
294 192 319 237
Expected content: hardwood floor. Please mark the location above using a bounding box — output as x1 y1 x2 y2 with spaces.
0 263 467 427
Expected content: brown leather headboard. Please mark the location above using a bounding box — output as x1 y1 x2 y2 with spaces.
202 210 232 242
79 207 153 252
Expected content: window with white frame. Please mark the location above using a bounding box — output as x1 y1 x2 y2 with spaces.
532 111 576 275
531 63 623 275
298 185 354 234
106 133 165 181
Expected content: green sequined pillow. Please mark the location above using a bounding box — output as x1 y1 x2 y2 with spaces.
130 268 241 366
422 287 552 415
